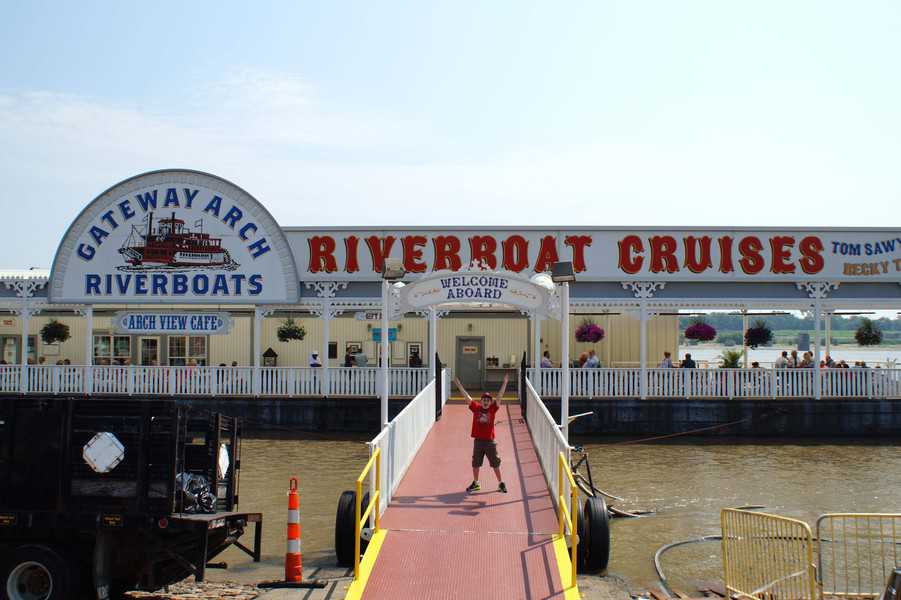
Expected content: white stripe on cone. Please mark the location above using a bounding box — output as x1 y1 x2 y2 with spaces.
288 509 300 523
287 539 301 554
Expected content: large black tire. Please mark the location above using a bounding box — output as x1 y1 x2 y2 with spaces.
335 490 371 567
576 500 588 571
581 497 611 573
1 544 75 600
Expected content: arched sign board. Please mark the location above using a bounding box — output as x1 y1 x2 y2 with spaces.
49 170 299 304
395 270 559 318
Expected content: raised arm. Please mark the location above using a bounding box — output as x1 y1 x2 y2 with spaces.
453 377 474 403
496 373 509 404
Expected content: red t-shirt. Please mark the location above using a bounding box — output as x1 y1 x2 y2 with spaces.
469 401 499 440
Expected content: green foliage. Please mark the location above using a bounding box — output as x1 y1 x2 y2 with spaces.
719 349 743 368
744 319 773 349
40 319 70 345
716 332 743 346
855 318 883 346
277 318 306 342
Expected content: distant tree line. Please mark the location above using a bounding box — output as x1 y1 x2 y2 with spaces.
678 314 901 346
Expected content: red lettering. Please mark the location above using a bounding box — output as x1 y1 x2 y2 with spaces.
534 235 559 273
718 236 734 273
799 236 825 274
365 235 397 273
564 235 592 272
468 236 497 269
402 235 428 273
649 235 679 273
433 236 462 271
502 235 529 272
738 236 764 274
769 236 795 274
617 235 644 274
344 236 359 273
308 236 338 273
683 236 713 273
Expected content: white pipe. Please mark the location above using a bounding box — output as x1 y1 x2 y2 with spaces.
560 283 570 441
253 307 262 396
814 300 822 400
429 307 438 366
20 306 30 393
322 302 330 396
381 280 390 429
84 306 93 394
639 303 647 399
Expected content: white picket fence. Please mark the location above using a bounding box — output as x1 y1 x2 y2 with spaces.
524 377 572 506
0 365 432 398
527 367 901 399
368 369 447 514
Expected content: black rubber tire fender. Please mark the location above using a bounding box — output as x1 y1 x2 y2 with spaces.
575 499 588 571
334 490 371 567
1 544 75 600
581 496 611 573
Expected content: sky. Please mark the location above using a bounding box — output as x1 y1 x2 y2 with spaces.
2 0 901 268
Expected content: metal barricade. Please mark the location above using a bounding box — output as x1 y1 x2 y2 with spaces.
721 508 818 600
353 448 381 580
558 451 578 589
817 514 901 599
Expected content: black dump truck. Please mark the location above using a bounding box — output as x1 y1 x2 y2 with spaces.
0 398 261 600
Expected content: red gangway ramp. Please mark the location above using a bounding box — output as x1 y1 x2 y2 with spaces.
356 404 577 600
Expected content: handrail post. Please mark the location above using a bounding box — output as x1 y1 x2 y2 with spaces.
557 453 564 537
354 477 362 579
570 483 578 588
375 449 381 532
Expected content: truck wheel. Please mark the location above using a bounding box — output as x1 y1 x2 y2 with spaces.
581 497 611 573
2 545 74 600
334 490 370 567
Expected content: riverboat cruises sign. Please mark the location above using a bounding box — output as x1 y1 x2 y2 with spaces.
286 228 901 282
396 270 555 316
49 170 299 304
112 312 234 335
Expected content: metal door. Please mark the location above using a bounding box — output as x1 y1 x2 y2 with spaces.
455 337 484 389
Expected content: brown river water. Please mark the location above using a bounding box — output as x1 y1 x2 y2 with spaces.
219 435 900 591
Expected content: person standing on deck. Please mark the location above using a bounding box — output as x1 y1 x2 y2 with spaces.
659 352 673 368
454 374 509 494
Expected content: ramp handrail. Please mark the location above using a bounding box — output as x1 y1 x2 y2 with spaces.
524 377 571 503
558 451 579 589
354 447 381 580
816 513 901 599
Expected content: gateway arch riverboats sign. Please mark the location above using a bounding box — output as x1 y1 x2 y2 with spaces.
49 170 299 304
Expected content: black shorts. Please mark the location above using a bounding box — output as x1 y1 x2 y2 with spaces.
472 438 501 468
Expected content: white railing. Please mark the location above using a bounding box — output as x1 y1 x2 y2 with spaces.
0 365 434 398
524 377 572 506
368 369 446 514
527 367 901 399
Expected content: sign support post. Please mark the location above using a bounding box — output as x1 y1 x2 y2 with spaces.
83 306 93 395
813 300 822 400
381 281 390 429
560 282 570 441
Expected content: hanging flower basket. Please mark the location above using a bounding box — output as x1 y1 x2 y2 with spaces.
744 320 773 349
277 318 306 342
854 318 882 346
684 319 717 342
575 320 605 343
40 319 70 345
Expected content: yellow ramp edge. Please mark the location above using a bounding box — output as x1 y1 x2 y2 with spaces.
552 534 582 600
343 528 388 600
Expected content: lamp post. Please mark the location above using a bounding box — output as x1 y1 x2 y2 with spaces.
551 261 576 442
381 258 406 429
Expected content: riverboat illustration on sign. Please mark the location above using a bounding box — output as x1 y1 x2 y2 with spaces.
118 212 239 271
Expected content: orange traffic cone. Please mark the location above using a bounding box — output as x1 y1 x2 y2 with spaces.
285 477 302 582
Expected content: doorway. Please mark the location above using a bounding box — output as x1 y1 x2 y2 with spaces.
139 337 160 366
455 337 484 389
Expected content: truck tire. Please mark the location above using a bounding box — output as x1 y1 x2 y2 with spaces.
335 490 370 567
580 497 611 573
2 544 75 600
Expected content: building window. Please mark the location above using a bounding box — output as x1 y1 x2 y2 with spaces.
168 336 208 366
94 335 131 365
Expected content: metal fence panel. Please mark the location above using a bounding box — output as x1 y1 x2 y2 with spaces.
817 513 901 599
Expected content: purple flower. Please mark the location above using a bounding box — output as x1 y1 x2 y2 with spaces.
684 321 717 342
575 322 606 343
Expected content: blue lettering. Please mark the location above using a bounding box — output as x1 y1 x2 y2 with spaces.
440 278 452 289
177 315 188 329
134 274 147 295
118 199 135 221
204 195 222 217
248 237 271 258
230 274 245 294
865 243 873 256
248 274 263 295
223 206 242 228
173 274 188 295
211 274 230 295
136 190 158 212
151 274 167 295
85 274 101 295
239 222 258 241
115 274 131 294
183 188 198 208
164 187 180 207
90 226 109 246
192 274 209 294
100 210 119 229
77 243 95 261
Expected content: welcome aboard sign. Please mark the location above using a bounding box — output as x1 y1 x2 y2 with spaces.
49 170 299 305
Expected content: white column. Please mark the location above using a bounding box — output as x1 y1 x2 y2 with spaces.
322 302 330 397
381 281 390 429
813 301 822 399
533 314 541 371
83 306 93 394
560 283 570 441
428 307 438 367
742 309 749 368
253 307 263 396
639 303 648 399
20 306 31 393
825 310 832 359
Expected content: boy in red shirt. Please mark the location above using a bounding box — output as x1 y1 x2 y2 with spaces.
454 374 508 493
